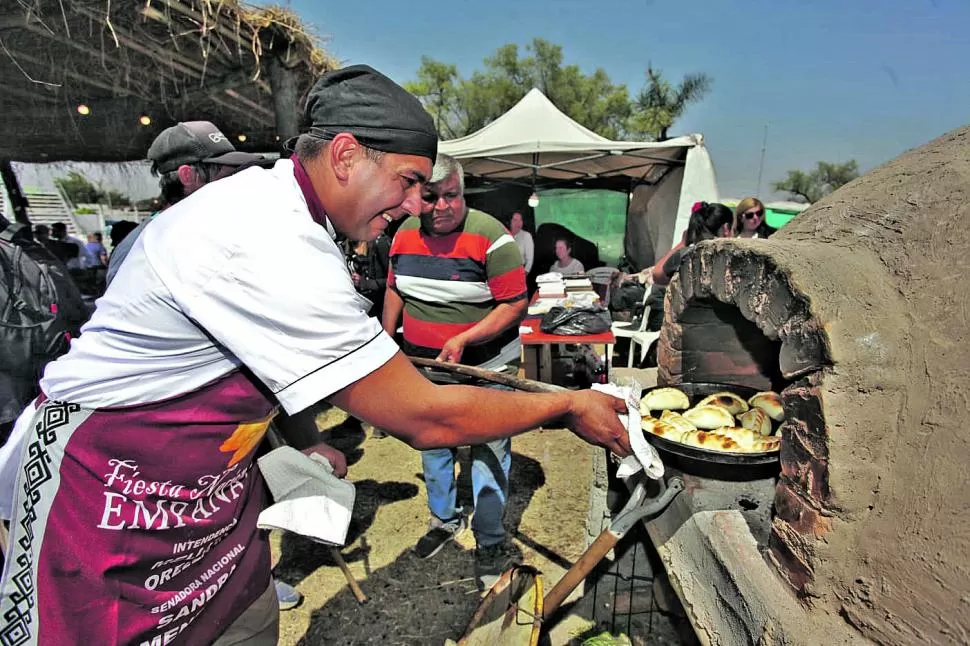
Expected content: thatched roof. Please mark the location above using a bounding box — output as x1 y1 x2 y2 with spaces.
0 0 337 163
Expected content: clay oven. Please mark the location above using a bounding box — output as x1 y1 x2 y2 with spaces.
658 125 970 643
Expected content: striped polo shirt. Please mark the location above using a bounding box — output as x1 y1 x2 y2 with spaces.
388 209 527 369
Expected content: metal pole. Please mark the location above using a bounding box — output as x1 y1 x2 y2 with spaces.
755 123 769 198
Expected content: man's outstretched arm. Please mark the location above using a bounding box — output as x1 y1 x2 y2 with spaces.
328 350 632 457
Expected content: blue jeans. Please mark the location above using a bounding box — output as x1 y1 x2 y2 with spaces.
422 436 512 548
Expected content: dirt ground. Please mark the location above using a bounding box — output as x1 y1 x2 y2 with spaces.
271 406 606 645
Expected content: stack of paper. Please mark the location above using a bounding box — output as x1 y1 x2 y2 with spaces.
537 283 565 298
564 277 593 292
536 271 566 298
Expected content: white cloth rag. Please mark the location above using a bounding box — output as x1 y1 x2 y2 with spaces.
257 446 356 546
592 383 664 480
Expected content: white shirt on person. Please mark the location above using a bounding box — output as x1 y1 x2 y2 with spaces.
550 258 585 277
40 157 397 414
0 158 404 644
0 158 399 520
513 229 534 273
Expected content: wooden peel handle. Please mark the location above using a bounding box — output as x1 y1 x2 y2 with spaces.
331 548 367 604
409 357 568 393
541 529 620 620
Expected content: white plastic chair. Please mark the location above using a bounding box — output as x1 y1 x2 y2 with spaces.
608 287 661 368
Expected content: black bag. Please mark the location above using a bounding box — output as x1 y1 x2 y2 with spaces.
609 281 645 313
0 223 85 401
539 305 612 336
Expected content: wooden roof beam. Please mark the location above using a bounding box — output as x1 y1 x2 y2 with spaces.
153 0 274 92
154 0 253 54
72 5 209 81
2 48 145 97
17 19 181 94
0 84 60 104
0 14 30 32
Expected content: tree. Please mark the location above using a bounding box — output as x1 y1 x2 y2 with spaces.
773 160 860 203
627 66 712 141
54 171 102 205
53 171 134 209
406 39 637 140
102 189 132 208
403 57 462 138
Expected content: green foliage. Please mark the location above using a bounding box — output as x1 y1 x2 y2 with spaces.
403 57 462 138
53 170 134 208
54 171 102 205
773 160 860 203
102 189 132 208
628 66 712 141
406 39 709 141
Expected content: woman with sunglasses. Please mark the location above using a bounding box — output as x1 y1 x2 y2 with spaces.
732 197 775 238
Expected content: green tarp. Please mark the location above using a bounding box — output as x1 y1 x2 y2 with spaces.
532 189 627 267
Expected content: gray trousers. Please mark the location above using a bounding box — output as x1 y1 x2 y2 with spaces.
211 581 279 646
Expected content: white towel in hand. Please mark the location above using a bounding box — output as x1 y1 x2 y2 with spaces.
592 383 664 480
257 446 356 546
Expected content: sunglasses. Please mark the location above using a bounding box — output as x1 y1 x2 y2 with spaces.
742 210 764 220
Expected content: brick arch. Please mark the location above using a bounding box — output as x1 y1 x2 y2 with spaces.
657 241 836 595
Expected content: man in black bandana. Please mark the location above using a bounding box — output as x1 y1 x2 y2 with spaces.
0 65 631 645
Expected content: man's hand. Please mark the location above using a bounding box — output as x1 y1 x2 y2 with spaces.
351 272 361 288
562 390 632 457
301 442 348 478
436 335 467 363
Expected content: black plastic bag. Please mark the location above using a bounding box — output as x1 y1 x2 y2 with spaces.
539 306 612 336
610 281 645 312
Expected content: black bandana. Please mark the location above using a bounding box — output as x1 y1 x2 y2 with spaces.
302 65 437 160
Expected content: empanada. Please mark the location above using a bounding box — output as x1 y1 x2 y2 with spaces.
679 430 742 452
660 410 697 434
738 408 772 436
749 391 784 421
683 405 735 430
698 392 749 416
642 417 682 441
711 426 766 450
640 387 690 413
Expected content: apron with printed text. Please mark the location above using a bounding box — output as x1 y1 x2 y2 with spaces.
0 369 276 645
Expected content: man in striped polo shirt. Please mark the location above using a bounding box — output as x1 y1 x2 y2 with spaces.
383 153 528 590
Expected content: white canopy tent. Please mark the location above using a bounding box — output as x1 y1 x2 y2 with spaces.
438 88 719 268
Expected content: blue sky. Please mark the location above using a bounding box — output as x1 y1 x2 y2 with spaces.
271 0 970 200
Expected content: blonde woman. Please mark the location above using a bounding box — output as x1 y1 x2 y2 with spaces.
732 197 774 238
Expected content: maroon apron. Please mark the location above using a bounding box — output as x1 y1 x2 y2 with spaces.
0 370 277 645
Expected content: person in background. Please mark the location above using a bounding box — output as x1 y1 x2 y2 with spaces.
383 153 528 592
108 220 138 254
509 211 534 273
349 233 391 318
105 121 267 286
549 236 585 276
33 224 50 245
629 202 733 288
50 222 97 270
86 232 108 266
622 202 734 336
732 196 774 239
